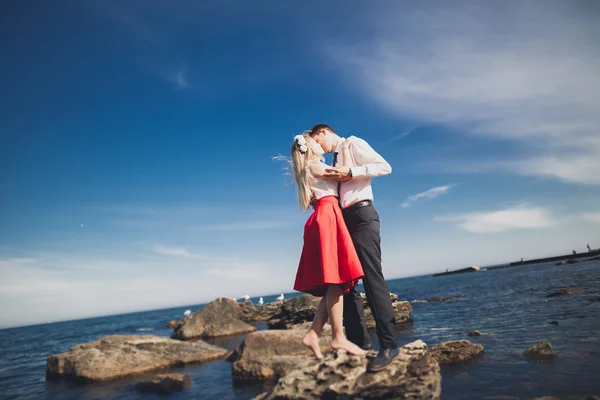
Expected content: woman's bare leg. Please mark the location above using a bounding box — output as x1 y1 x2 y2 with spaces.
302 296 327 359
326 285 367 356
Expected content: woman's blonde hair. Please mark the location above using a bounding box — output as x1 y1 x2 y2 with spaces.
290 134 324 211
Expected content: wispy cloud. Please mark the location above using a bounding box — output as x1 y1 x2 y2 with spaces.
435 206 556 233
401 185 452 208
582 212 600 224
325 1 600 185
152 244 191 257
382 127 417 144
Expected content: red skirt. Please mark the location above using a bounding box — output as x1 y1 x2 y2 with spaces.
293 195 364 297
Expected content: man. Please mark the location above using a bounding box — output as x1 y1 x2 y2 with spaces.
308 123 398 372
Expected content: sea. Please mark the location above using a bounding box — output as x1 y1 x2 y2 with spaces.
1 259 599 400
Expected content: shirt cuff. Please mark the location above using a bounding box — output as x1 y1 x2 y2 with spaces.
350 166 366 177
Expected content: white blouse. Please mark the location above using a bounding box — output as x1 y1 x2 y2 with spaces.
307 161 337 200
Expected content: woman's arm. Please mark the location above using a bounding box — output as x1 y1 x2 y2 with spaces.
307 161 328 178
341 139 351 168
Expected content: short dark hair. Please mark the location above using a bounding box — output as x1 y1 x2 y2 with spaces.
308 123 335 136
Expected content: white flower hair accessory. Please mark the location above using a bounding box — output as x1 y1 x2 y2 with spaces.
294 134 308 154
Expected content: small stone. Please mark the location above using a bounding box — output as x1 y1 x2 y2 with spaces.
468 330 482 336
546 287 581 297
523 341 557 359
430 340 484 365
166 320 178 329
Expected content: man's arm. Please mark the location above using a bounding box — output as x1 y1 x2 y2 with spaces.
347 136 392 178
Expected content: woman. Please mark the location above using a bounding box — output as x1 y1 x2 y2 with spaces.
288 133 366 359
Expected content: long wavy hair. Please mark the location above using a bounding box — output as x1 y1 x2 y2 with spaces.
274 134 324 211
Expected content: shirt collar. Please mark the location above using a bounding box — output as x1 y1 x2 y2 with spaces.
334 137 346 153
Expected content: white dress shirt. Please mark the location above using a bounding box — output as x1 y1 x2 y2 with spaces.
335 136 392 209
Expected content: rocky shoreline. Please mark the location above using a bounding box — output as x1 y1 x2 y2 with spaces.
44 290 595 398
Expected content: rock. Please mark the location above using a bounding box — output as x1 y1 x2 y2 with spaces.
467 330 482 336
255 341 441 400
233 355 317 381
231 328 332 381
364 300 413 328
546 287 581 297
524 341 557 359
166 320 179 329
46 335 228 382
548 321 559 325
428 296 457 303
362 292 399 307
238 300 256 322
556 259 581 265
430 340 484 365
268 294 412 330
267 294 321 329
173 298 256 340
136 373 191 394
252 301 284 322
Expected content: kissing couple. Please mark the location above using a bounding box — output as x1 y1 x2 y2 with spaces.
286 124 399 373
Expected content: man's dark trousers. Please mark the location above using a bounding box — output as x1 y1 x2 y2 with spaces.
342 203 397 350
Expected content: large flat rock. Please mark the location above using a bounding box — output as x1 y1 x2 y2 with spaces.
255 340 441 399
46 335 228 383
231 328 332 381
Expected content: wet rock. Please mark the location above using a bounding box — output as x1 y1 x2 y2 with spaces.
467 329 489 337
165 320 179 329
546 288 582 297
548 321 559 325
428 296 457 303
430 340 484 365
255 341 441 400
231 328 331 381
523 341 557 359
46 335 228 382
556 259 581 265
365 300 413 328
173 298 256 340
136 373 191 394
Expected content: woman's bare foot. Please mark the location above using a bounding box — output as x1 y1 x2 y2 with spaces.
302 331 324 360
331 337 367 356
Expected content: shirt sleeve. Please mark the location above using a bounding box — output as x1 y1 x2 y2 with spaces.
347 137 392 178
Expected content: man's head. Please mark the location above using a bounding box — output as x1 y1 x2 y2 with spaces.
308 123 339 153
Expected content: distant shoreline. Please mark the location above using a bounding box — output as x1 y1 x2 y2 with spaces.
434 248 600 277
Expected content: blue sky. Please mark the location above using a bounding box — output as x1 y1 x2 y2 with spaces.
1 0 600 328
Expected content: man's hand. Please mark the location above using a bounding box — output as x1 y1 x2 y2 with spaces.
324 167 352 181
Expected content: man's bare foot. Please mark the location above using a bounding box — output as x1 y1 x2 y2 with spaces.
331 338 368 356
302 331 324 360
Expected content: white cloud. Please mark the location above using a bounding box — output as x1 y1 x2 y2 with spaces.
582 212 600 224
325 1 600 185
401 185 452 208
152 244 191 257
435 206 555 233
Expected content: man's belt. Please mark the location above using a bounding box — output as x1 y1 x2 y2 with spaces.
343 200 373 212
